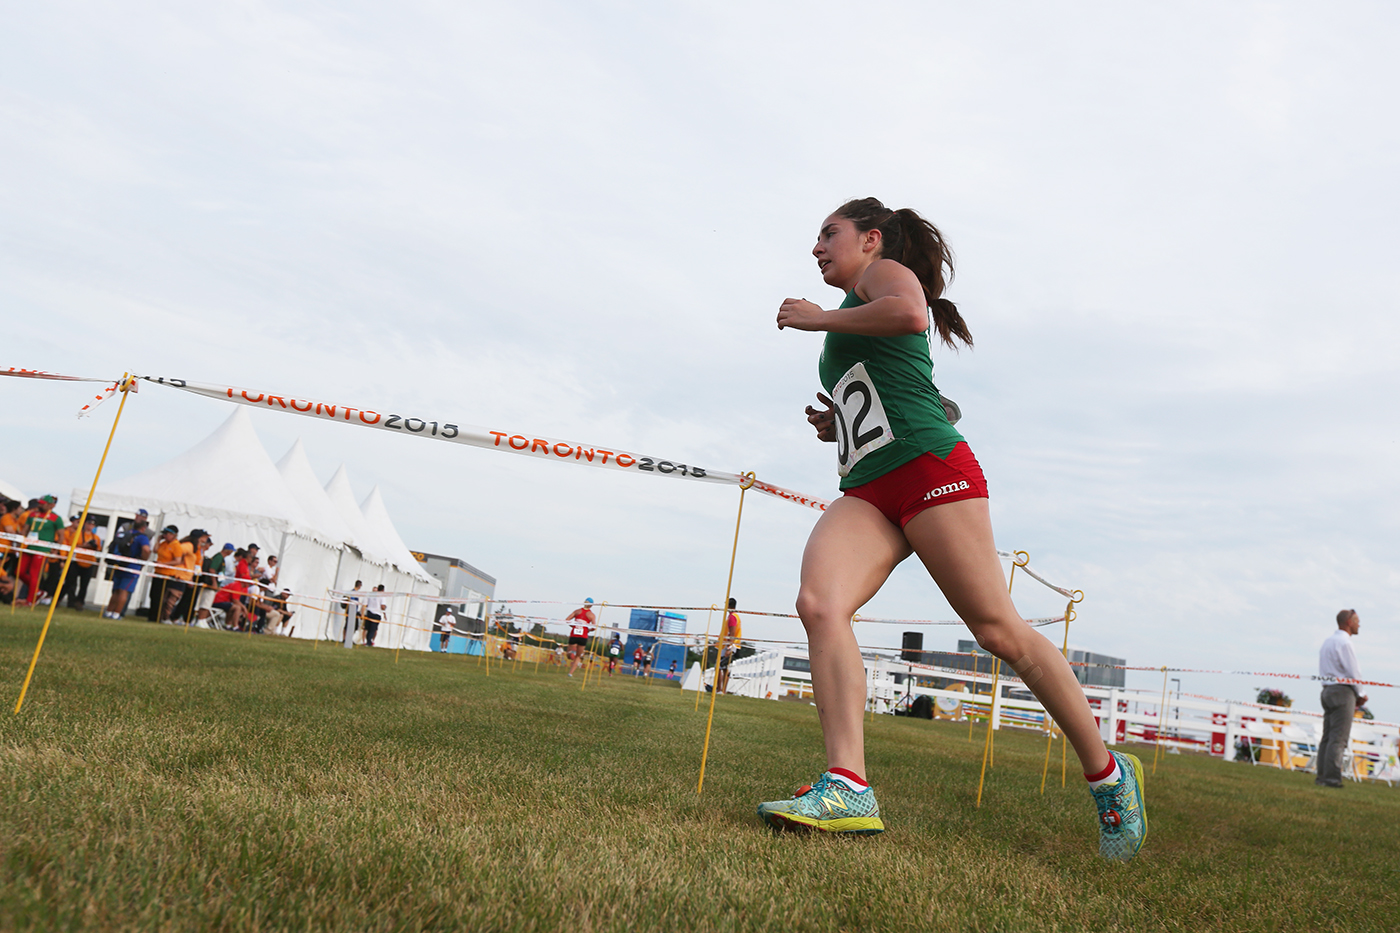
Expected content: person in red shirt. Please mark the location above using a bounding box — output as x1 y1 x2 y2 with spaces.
211 547 254 631
564 598 596 677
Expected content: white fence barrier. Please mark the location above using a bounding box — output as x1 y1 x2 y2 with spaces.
755 652 1399 785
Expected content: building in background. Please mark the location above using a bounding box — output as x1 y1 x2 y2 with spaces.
411 550 496 632
947 639 1125 688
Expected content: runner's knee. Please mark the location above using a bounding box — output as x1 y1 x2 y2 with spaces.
795 591 853 634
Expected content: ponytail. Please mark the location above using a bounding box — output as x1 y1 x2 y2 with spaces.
834 198 973 349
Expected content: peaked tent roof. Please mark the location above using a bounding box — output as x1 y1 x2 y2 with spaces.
88 407 324 539
360 485 435 584
275 439 354 548
0 476 22 502
323 464 390 566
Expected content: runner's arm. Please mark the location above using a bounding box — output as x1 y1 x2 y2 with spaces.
776 260 927 336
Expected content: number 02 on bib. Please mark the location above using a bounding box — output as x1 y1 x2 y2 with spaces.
832 362 895 477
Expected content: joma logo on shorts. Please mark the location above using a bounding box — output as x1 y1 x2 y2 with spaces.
924 481 970 501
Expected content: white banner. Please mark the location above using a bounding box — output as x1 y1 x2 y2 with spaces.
0 367 830 511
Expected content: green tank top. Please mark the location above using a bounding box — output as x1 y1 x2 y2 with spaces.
818 289 963 489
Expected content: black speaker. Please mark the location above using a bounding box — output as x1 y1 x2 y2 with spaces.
901 631 923 662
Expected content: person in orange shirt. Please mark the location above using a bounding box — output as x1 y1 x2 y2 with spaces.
57 516 102 611
149 525 187 623
156 528 207 624
166 530 209 624
0 500 23 575
716 597 743 694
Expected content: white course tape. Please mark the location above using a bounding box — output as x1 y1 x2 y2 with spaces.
135 375 832 510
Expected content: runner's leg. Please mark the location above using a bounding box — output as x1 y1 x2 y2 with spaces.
903 498 1110 775
795 496 910 780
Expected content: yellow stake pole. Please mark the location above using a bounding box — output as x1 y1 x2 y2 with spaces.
15 374 134 715
1061 592 1084 789
1152 665 1170 775
974 551 1027 805
697 473 753 795
694 604 716 712
1040 589 1083 793
969 677 976 741
975 657 1001 808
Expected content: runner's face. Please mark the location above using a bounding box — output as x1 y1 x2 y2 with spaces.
813 215 877 289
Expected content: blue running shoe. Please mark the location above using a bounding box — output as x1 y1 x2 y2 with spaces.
1090 751 1147 861
757 773 885 834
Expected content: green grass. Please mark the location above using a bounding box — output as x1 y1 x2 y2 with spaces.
1 607 1397 932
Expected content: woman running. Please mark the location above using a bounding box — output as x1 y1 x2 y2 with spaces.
758 198 1146 861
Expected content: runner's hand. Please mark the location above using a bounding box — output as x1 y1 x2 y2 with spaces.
777 298 825 331
805 393 837 442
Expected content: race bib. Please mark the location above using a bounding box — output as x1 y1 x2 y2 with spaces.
832 362 894 477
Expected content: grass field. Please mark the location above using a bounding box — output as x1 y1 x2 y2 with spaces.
1 608 1397 932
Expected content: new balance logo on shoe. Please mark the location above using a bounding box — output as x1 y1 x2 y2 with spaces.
819 789 847 814
924 480 970 501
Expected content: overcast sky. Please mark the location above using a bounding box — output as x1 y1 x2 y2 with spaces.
3 2 1396 716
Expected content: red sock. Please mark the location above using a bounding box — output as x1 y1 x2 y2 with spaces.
1084 758 1116 783
828 767 868 788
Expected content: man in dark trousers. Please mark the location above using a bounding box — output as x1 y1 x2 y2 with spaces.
1316 609 1367 787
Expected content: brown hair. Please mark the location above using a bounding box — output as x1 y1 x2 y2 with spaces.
834 197 972 348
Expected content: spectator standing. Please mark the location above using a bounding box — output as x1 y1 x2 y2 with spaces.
60 517 102 610
342 580 363 647
104 518 151 619
363 584 387 647
18 495 63 606
41 513 88 602
148 526 184 622
717 598 743 694
438 607 457 653
166 531 210 624
1317 609 1368 788
0 501 22 575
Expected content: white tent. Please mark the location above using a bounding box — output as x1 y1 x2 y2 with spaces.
0 476 23 502
321 465 438 649
273 439 355 640
361 485 439 650
77 409 444 646
361 486 434 586
82 407 318 542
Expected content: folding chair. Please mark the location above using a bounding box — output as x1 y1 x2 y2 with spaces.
1280 724 1316 773
1348 725 1386 784
1240 720 1285 769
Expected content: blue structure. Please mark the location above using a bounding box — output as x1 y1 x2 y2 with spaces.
623 609 687 678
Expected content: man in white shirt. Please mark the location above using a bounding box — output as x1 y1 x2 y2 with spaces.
363 584 388 647
1316 609 1367 787
438 608 456 653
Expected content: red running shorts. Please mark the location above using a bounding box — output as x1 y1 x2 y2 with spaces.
842 442 989 528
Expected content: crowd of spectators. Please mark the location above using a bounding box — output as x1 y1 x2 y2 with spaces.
0 496 293 635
